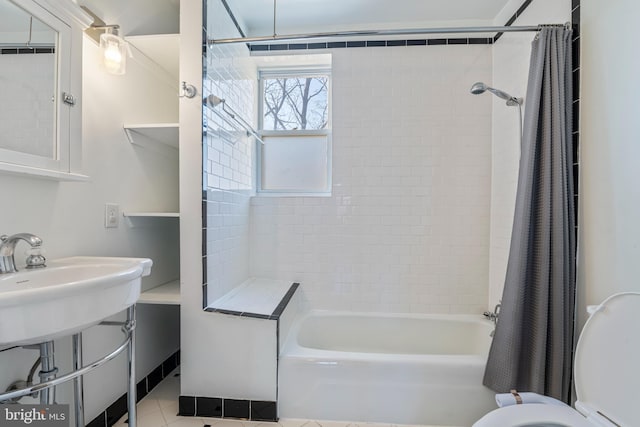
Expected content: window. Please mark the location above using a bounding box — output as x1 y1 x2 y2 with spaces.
261 73 329 131
258 68 331 194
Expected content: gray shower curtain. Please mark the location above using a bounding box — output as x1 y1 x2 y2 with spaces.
483 26 575 402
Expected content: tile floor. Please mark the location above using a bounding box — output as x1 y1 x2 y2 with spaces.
115 368 453 427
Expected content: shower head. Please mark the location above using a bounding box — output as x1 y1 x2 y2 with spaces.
470 81 523 106
470 81 488 95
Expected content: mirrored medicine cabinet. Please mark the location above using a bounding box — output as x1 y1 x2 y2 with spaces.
0 0 91 180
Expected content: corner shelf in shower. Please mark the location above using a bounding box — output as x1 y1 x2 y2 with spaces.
139 279 180 305
123 123 179 149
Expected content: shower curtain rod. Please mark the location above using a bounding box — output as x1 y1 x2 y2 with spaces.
0 43 55 48
208 23 568 45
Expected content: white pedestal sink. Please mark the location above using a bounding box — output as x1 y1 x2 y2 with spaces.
0 256 152 346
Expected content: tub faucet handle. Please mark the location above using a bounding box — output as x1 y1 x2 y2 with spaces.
484 301 501 326
483 310 497 321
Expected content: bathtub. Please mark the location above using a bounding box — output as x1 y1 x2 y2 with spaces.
278 311 497 426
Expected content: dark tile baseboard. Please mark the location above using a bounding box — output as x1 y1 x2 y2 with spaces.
179 396 277 422
86 350 180 427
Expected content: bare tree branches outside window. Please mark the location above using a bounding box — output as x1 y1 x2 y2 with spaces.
262 76 329 131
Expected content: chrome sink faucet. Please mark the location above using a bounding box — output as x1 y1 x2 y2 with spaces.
0 233 46 274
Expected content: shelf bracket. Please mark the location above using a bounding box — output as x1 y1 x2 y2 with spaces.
123 126 135 144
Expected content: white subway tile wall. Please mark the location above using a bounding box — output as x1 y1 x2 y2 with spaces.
203 0 256 304
250 46 493 314
204 189 252 303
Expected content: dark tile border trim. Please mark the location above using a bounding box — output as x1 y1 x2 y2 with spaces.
201 0 208 311
567 0 580 403
179 396 277 422
1 47 55 55
249 37 493 52
494 0 535 42
86 350 180 427
219 0 246 38
204 282 299 320
272 282 300 318
204 307 276 320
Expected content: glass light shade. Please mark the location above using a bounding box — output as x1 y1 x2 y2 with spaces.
100 33 128 75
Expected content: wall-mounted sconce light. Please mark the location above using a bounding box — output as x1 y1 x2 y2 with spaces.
81 7 131 75
99 26 129 75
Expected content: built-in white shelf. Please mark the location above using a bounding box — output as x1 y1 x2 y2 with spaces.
123 123 179 149
125 34 179 80
138 279 180 305
123 212 180 218
121 34 180 307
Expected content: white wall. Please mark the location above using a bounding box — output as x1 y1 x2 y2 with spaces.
179 0 208 400
0 34 180 422
488 0 572 308
578 0 640 326
250 45 493 314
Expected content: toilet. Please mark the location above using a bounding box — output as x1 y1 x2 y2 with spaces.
473 292 640 427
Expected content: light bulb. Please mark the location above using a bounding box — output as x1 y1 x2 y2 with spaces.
100 33 128 75
104 41 122 69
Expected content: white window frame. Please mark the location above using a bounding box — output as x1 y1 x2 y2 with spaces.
256 67 332 196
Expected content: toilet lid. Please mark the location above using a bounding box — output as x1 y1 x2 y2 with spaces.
574 292 640 427
472 403 592 427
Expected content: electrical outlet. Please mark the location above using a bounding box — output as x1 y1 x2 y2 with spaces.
105 203 120 228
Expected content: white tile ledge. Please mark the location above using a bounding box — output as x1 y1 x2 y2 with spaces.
207 277 295 316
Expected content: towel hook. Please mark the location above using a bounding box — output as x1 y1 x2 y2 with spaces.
180 81 197 99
